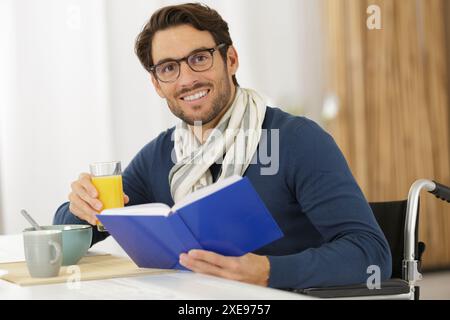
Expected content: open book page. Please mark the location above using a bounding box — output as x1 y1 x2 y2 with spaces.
171 175 242 212
101 203 172 217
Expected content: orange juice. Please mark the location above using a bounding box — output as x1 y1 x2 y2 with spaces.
91 175 124 230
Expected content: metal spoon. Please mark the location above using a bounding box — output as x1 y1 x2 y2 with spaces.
20 209 42 230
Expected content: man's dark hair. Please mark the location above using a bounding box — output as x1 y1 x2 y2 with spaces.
135 2 238 86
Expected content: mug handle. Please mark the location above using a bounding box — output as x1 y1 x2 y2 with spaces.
48 240 62 265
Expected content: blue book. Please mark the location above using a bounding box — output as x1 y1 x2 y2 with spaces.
97 176 284 270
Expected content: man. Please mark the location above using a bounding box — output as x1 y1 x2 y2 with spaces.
54 3 392 289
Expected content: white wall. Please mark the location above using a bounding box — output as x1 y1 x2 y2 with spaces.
0 0 325 236
221 0 325 119
0 0 113 233
0 0 16 234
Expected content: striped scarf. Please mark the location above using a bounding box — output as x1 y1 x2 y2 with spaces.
169 87 267 202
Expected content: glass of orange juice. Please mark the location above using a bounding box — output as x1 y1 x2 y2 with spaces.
90 161 124 232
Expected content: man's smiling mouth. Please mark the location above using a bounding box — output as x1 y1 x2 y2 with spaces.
180 89 211 102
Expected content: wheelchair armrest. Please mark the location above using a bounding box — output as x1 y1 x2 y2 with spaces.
294 279 411 299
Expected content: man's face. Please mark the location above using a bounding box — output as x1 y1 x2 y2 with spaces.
151 25 239 126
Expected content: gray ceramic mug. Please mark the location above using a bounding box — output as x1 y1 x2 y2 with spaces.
23 230 63 278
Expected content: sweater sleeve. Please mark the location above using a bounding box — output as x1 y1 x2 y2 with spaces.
53 143 156 247
267 121 392 289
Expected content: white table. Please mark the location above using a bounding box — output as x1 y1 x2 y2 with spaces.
0 234 311 300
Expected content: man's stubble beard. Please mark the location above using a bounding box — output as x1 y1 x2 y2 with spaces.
166 71 233 126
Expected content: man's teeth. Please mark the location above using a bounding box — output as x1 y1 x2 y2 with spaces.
183 90 208 102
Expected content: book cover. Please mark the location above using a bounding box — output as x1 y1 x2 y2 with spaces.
97 176 284 269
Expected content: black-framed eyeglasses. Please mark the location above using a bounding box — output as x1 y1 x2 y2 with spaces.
150 43 227 83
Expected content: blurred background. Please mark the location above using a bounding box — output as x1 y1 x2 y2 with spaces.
0 0 449 297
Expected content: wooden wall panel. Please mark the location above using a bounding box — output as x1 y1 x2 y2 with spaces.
323 0 450 269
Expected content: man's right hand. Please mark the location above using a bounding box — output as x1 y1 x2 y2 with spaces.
68 173 129 225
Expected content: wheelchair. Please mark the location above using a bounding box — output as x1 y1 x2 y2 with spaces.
296 179 450 300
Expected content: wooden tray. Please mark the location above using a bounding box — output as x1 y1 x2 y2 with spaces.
0 255 174 286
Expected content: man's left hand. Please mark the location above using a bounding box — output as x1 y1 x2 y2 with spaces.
179 250 270 287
